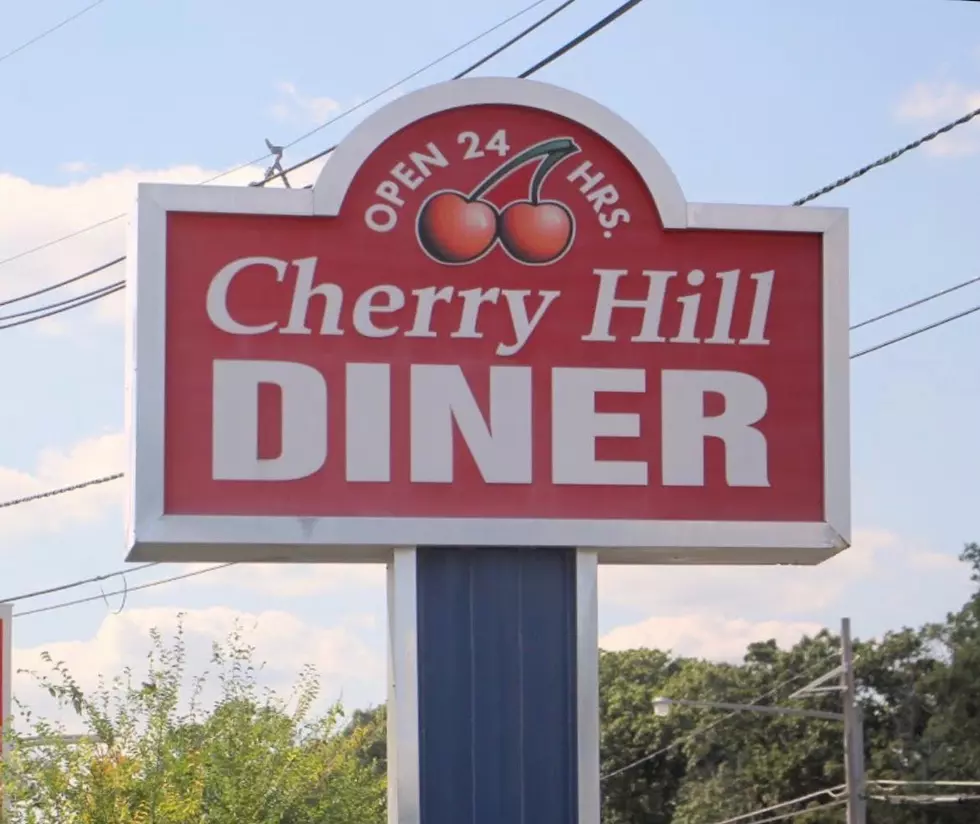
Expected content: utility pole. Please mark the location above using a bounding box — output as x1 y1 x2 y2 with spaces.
841 617 866 824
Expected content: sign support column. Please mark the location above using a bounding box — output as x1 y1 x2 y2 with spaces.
387 547 599 824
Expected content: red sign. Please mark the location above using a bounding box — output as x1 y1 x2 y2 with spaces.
127 78 849 564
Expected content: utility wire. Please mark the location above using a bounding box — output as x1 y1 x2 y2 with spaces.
0 258 124 309
0 282 124 330
0 0 110 67
0 0 633 324
712 799 846 824
850 274 980 331
0 280 122 324
601 654 841 781
263 0 635 185
850 302 980 359
793 103 980 206
0 561 157 604
14 563 236 618
0 0 575 271
705 786 846 824
0 471 123 510
238 0 579 184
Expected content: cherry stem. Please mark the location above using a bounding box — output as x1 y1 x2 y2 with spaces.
467 138 580 201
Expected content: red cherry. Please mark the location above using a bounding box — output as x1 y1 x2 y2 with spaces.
498 201 574 265
417 191 497 264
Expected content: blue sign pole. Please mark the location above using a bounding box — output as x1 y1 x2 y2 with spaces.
387 547 599 824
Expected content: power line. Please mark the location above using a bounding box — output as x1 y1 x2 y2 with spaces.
5 2 977 336
705 787 846 824
14 563 236 618
0 0 575 273
0 0 636 321
0 281 124 330
0 0 110 67
0 561 157 604
0 280 122 324
793 103 980 206
600 654 841 781
850 274 980 331
239 0 579 184
0 257 124 309
260 0 639 186
0 471 123 510
850 302 980 359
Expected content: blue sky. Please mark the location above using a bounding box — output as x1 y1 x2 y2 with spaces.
1 0 980 721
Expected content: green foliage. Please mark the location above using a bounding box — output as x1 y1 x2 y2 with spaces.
7 542 980 824
1 618 386 824
340 543 980 824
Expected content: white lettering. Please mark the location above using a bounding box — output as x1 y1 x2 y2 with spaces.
410 365 532 483
206 256 286 335
552 368 647 485
453 287 500 339
405 286 454 338
705 270 739 345
498 289 560 356
212 359 327 481
345 363 391 482
281 257 343 336
742 270 774 345
352 284 405 338
583 269 675 343
660 370 769 487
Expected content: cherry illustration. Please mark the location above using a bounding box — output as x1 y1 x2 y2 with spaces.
415 137 580 266
417 191 497 263
498 201 574 264
498 142 578 265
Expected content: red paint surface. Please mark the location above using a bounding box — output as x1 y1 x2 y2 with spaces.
163 104 824 522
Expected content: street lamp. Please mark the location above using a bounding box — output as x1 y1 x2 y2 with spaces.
651 696 843 722
651 618 865 824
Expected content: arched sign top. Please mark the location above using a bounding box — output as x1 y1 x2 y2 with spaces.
311 77 689 228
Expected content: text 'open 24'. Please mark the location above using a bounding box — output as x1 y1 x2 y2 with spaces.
125 77 849 564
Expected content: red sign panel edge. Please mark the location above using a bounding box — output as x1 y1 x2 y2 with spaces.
124 77 850 566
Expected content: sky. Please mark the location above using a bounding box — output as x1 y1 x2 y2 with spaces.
1 0 980 727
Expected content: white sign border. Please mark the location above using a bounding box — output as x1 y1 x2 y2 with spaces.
125 77 849 566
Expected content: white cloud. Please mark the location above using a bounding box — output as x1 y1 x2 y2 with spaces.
0 159 325 334
600 614 824 661
180 562 385 597
895 80 980 157
60 161 93 174
271 82 341 124
0 431 124 540
599 528 894 617
13 605 384 731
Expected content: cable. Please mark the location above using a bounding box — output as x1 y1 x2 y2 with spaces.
705 787 846 824
236 0 576 183
0 281 124 331
850 302 980 359
0 0 110 67
850 274 980 331
793 104 980 206
14 563 236 618
0 0 575 272
0 258 124 309
0 561 156 604
711 799 846 824
265 0 626 185
0 280 123 324
0 0 627 316
0 472 123 510
600 653 840 781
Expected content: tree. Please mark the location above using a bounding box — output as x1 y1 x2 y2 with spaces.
1 619 386 824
